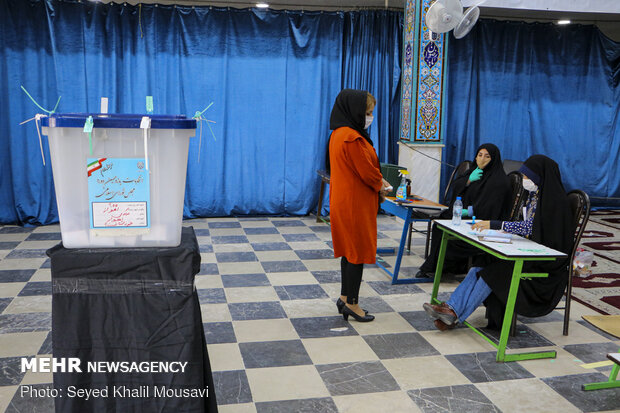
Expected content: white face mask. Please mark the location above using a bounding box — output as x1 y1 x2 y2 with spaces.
522 178 538 192
365 115 374 129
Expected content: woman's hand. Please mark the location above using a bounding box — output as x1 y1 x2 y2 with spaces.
471 220 490 231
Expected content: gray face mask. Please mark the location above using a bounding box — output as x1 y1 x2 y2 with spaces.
364 115 374 129
522 178 538 192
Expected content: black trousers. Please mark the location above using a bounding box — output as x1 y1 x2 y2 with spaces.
340 256 364 304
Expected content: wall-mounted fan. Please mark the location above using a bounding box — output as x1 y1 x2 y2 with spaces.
425 0 480 39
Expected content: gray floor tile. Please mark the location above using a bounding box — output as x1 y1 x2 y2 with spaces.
6 249 48 259
261 260 307 273
446 352 535 383
481 324 555 349
229 302 287 321
221 273 271 288
0 270 36 282
274 284 328 300
25 233 61 241
209 221 241 228
212 235 249 244
282 234 320 242
17 282 51 296
366 281 425 295
542 373 620 412
407 385 501 413
0 356 27 385
215 251 258 263
295 249 334 260
563 342 620 364
272 220 306 227
239 340 312 368
0 313 51 334
363 332 440 359
212 370 253 405
38 331 53 354
290 316 358 339
311 270 341 284
244 227 279 235
197 288 227 304
316 361 400 396
255 397 338 413
251 242 292 251
203 322 237 344
6 383 55 412
199 263 219 275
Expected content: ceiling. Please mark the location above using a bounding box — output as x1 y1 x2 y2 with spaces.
109 0 620 38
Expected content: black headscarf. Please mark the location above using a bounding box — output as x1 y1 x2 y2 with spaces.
481 154 575 325
522 155 573 257
450 143 511 220
325 89 372 173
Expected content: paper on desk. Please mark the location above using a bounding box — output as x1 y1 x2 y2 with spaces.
469 229 512 243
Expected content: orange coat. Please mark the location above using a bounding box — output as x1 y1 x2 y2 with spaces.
329 127 383 264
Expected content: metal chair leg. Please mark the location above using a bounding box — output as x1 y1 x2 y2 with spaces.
424 220 431 259
316 179 326 223
563 269 573 336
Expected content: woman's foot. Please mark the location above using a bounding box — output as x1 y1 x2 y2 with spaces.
434 319 456 331
423 302 457 325
342 304 374 322
336 298 368 315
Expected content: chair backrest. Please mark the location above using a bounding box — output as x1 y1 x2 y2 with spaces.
443 161 472 204
503 159 523 175
507 171 526 221
567 190 591 259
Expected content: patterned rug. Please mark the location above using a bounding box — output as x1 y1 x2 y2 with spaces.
571 209 620 315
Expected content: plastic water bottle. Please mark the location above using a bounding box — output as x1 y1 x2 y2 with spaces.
452 196 463 226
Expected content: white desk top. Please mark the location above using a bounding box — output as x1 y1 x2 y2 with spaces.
434 220 567 259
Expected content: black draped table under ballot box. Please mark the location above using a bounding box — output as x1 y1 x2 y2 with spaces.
46 227 218 413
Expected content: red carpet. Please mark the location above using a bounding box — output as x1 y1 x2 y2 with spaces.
571 209 620 315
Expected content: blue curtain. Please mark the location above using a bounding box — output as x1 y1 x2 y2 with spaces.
0 0 402 225
443 20 620 205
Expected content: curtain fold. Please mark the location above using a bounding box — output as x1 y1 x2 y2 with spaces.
444 19 620 204
0 0 402 224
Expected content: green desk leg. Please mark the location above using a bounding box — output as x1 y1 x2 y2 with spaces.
583 360 620 391
498 259 557 362
430 231 450 305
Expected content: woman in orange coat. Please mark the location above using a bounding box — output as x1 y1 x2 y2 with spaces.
326 89 389 323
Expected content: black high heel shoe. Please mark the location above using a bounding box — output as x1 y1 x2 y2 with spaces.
342 305 375 322
336 298 368 315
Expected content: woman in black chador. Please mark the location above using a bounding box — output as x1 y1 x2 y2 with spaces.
416 143 512 278
423 155 574 331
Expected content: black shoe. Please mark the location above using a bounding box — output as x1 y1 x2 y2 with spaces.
415 270 434 278
342 305 375 322
336 298 368 315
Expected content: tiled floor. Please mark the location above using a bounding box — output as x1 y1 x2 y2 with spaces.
1 215 619 413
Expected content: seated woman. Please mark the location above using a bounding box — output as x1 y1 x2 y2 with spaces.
416 143 512 278
423 155 574 331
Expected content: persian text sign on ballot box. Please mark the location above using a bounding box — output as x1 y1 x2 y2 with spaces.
46 227 217 413
42 113 196 248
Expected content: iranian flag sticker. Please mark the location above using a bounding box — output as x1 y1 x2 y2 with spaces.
87 158 107 177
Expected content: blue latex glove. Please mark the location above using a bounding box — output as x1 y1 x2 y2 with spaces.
461 206 474 217
468 167 483 182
